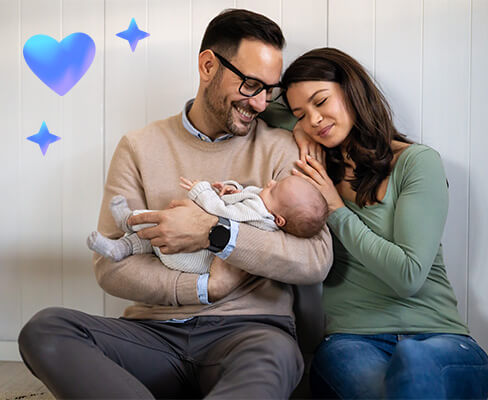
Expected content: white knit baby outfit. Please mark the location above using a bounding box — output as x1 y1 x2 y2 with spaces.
130 180 278 274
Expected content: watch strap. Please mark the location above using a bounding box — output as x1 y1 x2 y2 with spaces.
207 217 231 253
216 216 230 227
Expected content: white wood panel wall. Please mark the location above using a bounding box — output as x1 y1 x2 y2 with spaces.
423 0 471 320
0 0 487 361
0 0 22 361
468 0 488 346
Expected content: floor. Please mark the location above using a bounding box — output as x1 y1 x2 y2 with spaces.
0 362 54 400
0 361 310 399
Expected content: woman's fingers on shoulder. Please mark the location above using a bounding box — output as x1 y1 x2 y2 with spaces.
295 160 323 182
296 142 309 162
295 159 313 172
305 154 322 166
305 155 330 179
292 167 314 182
302 156 325 175
292 168 322 191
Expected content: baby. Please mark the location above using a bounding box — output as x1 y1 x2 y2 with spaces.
87 175 328 274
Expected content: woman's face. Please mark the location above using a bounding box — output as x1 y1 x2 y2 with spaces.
286 81 354 149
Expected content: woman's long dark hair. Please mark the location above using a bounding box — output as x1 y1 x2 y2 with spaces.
281 48 411 207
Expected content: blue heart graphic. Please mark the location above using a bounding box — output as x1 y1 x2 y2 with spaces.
23 33 96 96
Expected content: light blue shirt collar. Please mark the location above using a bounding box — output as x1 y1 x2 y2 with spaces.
182 99 234 143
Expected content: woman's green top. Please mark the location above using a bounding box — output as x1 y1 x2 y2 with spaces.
325 144 468 334
261 103 469 335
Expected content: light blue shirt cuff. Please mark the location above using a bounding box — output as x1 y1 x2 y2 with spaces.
197 273 210 305
198 221 238 305
215 219 239 260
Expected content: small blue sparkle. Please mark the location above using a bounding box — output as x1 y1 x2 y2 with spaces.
116 18 150 52
27 121 61 156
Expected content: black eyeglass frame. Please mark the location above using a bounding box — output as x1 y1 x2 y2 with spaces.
213 52 282 103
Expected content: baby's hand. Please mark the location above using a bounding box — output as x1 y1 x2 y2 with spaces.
212 182 241 196
179 177 199 191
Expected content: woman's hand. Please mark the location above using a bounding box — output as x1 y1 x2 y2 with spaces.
207 257 250 302
293 155 345 215
293 124 326 165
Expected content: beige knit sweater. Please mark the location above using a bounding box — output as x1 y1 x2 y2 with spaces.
94 113 333 321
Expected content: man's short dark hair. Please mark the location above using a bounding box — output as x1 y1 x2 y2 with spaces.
199 9 285 58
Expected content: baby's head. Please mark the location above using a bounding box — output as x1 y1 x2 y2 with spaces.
259 175 328 238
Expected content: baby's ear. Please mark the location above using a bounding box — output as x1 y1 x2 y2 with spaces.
274 214 286 227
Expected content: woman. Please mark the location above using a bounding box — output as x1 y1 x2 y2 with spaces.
263 48 488 398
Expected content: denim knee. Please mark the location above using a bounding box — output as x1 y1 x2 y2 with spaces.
386 338 445 398
389 335 488 399
392 338 425 363
387 338 435 377
311 335 392 399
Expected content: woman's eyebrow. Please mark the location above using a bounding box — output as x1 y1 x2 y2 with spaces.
308 88 329 102
291 89 329 112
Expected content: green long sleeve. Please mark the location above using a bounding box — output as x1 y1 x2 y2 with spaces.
259 101 297 131
323 144 468 335
327 146 448 298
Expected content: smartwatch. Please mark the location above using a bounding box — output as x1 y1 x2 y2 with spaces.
207 217 231 253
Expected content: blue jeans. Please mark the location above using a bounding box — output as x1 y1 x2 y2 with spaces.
310 333 488 399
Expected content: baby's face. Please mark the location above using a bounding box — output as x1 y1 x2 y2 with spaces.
259 175 318 217
259 177 294 215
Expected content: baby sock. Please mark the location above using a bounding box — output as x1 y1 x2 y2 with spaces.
87 232 152 262
110 195 133 233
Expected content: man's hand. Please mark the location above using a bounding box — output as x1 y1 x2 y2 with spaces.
127 199 218 254
208 257 250 302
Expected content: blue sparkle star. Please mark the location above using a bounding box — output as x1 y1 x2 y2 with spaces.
116 18 150 52
27 121 61 156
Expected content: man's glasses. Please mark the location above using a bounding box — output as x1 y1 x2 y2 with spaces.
213 52 282 103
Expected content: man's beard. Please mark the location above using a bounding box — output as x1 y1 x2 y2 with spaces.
203 74 256 136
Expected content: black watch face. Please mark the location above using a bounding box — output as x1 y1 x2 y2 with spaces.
211 225 231 248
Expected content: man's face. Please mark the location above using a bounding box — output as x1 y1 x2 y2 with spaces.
204 39 283 136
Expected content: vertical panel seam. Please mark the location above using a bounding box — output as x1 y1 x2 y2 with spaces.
102 0 106 188
18 0 23 327
419 0 424 144
373 0 376 79
280 0 283 30
102 0 107 316
326 0 329 46
60 0 64 307
466 0 473 324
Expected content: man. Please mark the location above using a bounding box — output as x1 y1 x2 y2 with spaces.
18 9 333 398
